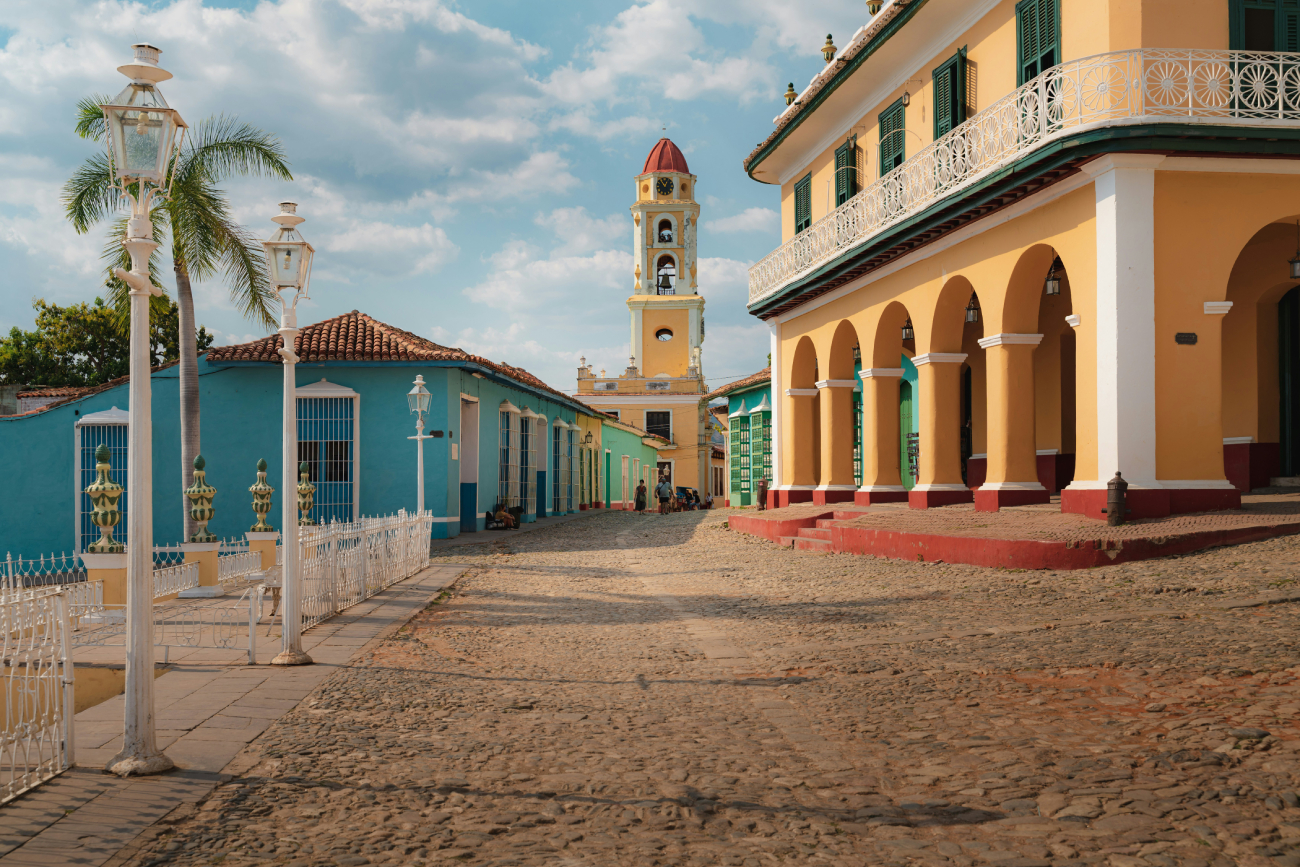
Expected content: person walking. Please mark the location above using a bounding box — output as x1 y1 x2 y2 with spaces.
635 481 648 515
655 475 674 515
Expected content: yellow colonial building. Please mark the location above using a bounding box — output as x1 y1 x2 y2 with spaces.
747 0 1300 519
578 139 709 493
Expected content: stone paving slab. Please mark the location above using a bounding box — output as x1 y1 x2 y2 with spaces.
0 562 465 866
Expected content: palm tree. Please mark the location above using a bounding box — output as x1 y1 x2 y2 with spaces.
64 96 292 538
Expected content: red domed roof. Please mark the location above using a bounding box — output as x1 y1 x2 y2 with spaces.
642 138 689 174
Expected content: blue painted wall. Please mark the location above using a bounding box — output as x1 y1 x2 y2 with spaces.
0 355 584 558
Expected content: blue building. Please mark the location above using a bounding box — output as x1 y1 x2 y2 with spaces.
0 311 608 557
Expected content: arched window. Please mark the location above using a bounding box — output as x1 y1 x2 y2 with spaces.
657 219 674 244
656 255 676 295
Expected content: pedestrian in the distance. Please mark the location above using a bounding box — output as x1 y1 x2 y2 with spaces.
635 481 647 514
656 475 674 515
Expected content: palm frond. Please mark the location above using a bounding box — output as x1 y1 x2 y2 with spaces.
180 115 293 184
74 94 113 142
62 153 122 234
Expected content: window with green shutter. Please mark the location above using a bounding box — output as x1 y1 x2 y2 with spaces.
1016 0 1060 85
932 48 967 139
1230 0 1300 50
794 173 812 233
879 99 906 176
834 136 859 206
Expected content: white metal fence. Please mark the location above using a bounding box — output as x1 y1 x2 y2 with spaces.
0 588 74 805
749 48 1300 305
298 511 433 630
217 550 261 588
152 562 200 599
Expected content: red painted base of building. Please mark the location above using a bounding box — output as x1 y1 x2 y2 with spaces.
769 488 815 508
1061 486 1242 520
855 489 909 505
909 488 974 509
973 487 1052 512
812 488 857 505
1224 441 1280 492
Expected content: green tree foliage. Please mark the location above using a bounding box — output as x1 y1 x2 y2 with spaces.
0 297 212 387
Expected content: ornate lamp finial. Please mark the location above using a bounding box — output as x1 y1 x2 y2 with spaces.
183 454 217 542
297 461 316 526
784 82 797 106
249 458 275 532
85 443 125 553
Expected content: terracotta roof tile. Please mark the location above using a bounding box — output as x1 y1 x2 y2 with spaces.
642 138 690 174
17 386 95 399
705 367 771 402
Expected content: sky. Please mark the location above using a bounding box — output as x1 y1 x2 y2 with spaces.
0 0 868 395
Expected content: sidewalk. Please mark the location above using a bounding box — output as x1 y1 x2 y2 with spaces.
429 505 598 551
0 561 466 867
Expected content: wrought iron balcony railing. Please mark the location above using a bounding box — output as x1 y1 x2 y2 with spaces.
749 49 1300 307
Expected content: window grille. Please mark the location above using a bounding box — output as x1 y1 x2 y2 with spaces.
521 416 535 517
753 410 772 489
622 455 630 506
297 396 355 524
853 390 863 486
499 410 513 508
552 424 563 513
567 429 576 512
77 421 129 553
729 416 748 493
645 410 671 441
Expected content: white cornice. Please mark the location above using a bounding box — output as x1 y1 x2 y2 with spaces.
912 352 967 365
1204 301 1234 315
582 393 704 405
977 333 1043 349
785 388 819 396
859 368 904 378
815 379 858 388
775 0 1003 187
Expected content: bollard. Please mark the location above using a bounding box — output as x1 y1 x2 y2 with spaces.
756 477 768 511
1102 471 1129 526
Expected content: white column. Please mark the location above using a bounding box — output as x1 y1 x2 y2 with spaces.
1082 154 1163 490
106 232 172 777
630 304 644 370
272 313 312 666
769 320 783 492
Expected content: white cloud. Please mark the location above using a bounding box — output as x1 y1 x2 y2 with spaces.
549 112 661 142
707 207 779 235
698 257 752 304
324 220 458 274
535 207 626 257
464 248 631 311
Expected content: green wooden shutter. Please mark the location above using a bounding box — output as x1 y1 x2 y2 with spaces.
932 49 967 139
1282 0 1300 50
1016 0 1059 84
794 173 812 233
879 99 906 176
834 137 858 206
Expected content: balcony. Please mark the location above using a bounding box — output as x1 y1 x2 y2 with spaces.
748 49 1300 308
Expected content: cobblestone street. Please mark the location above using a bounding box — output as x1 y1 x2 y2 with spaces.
133 510 1300 867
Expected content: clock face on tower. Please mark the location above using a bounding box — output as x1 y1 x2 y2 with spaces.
656 177 674 197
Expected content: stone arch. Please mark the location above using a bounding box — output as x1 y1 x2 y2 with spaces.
827 319 860 381
999 244 1058 334
787 336 820 489
871 300 912 367
815 320 861 500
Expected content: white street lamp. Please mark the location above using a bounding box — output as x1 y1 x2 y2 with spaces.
264 202 315 667
101 42 186 778
407 375 433 514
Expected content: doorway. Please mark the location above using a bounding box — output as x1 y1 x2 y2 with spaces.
900 380 917 491
459 398 479 533
1282 287 1300 475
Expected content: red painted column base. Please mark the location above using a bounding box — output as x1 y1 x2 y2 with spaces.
974 486 1052 512
1060 486 1242 520
855 489 910 505
772 488 815 508
812 489 857 505
909 488 974 509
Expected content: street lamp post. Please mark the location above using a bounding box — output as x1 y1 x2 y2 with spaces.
264 203 315 667
100 43 186 777
407 375 432 513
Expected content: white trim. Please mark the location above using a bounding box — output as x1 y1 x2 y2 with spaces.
651 213 679 247
749 393 772 414
909 483 969 492
1158 156 1300 175
1158 478 1237 490
1065 314 1081 328
429 516 461 523
969 453 987 460
911 352 967 366
1092 157 1160 488
295 378 358 398
1035 448 1059 456
75 406 129 427
773 484 818 491
775 170 1095 324
180 542 220 553
80 553 127 569
459 392 480 403
729 399 749 419
815 379 858 388
858 484 906 493
773 0 1004 187
814 484 858 491
583 393 702 405
1223 436 1255 445
977 481 1047 492
552 416 567 427
500 399 521 415
1204 301 1234 316
785 388 819 396
770 321 783 490
859 368 904 378
977 333 1042 349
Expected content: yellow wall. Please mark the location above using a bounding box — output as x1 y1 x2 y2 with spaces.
642 308 691 377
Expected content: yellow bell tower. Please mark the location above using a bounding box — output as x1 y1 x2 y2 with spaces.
577 137 708 493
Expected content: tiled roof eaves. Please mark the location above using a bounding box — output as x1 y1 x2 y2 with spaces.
0 359 183 421
705 368 772 402
743 0 924 179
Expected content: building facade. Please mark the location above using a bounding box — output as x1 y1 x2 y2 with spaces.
578 138 709 493
0 312 657 557
706 369 773 507
746 0 1300 518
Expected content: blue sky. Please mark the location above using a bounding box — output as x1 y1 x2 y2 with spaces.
0 0 866 393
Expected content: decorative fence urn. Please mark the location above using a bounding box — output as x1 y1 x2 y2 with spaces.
249 458 275 532
184 454 218 543
85 443 125 553
297 461 316 526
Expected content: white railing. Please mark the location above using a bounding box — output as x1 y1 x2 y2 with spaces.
298 511 433 630
217 550 261 588
749 48 1300 305
0 587 74 805
152 562 200 599
3 553 85 590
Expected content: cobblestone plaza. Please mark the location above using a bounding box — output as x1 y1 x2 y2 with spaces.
112 510 1300 867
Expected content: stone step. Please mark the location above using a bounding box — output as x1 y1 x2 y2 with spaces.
776 536 797 548
793 536 832 553
798 527 832 541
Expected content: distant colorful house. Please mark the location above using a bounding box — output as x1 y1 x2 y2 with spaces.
705 368 772 507
0 311 657 558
